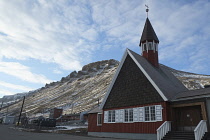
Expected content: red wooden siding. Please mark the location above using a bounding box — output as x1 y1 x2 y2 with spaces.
89 102 169 133
88 113 101 132
143 50 159 68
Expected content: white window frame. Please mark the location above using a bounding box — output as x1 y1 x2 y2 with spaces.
97 113 102 126
124 108 133 122
108 110 115 123
104 105 162 124
144 106 156 122
144 105 162 122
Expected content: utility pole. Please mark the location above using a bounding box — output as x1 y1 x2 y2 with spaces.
17 96 25 126
0 100 3 111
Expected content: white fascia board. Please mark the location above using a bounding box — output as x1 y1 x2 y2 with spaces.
127 50 168 101
100 49 129 109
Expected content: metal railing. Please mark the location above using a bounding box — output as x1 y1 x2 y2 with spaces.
194 120 207 140
157 121 171 140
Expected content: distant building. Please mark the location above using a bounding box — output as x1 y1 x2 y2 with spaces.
57 111 88 123
58 113 80 122
49 108 63 119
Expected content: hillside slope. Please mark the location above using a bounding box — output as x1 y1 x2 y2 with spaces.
1 60 210 118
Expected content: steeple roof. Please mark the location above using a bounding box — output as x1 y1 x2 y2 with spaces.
140 18 159 45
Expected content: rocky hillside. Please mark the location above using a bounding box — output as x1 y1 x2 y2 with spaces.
0 59 119 117
161 64 210 90
0 60 210 118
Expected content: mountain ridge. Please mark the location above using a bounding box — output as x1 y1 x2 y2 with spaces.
0 59 210 118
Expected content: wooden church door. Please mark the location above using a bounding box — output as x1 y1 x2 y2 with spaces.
174 105 202 131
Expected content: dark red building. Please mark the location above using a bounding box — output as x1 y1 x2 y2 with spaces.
49 108 63 119
88 13 210 140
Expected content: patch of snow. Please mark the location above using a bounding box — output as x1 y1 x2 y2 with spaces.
56 125 87 130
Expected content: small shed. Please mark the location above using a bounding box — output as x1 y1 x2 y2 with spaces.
88 107 103 132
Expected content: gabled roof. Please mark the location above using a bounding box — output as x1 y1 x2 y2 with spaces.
140 18 159 45
129 49 188 99
100 49 188 109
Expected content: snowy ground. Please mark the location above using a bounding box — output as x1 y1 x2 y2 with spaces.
55 125 87 130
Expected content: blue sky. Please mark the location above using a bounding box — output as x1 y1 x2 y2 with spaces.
0 0 210 98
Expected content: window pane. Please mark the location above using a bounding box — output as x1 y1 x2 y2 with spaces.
129 109 133 122
124 110 128 122
98 114 102 125
145 107 150 121
148 43 152 50
150 106 156 121
112 110 115 122
144 44 147 51
108 111 111 122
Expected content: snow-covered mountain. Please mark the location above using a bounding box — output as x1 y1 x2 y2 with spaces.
0 60 210 118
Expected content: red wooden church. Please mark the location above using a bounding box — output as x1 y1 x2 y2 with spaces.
88 12 210 140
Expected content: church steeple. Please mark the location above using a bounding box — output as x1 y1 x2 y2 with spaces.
139 7 159 67
140 18 159 44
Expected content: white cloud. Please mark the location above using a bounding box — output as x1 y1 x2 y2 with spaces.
0 0 98 71
0 0 209 79
82 28 98 41
53 69 62 74
0 62 52 84
0 81 33 91
0 89 15 96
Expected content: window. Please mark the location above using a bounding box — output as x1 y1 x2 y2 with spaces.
108 110 115 122
124 108 133 122
143 43 147 51
148 42 153 50
155 43 158 51
145 106 156 121
145 106 150 121
124 109 128 122
154 43 156 51
104 105 162 124
97 113 102 126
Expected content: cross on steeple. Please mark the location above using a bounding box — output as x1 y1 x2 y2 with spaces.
145 5 149 17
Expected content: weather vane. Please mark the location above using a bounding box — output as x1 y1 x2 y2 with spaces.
145 5 149 17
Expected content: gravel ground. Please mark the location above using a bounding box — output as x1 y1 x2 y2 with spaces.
0 124 127 140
